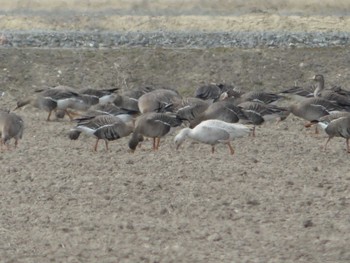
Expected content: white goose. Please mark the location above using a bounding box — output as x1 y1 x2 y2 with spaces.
174 119 252 155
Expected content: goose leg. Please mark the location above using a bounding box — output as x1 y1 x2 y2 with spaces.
65 110 74 121
347 138 350 153
104 140 109 151
252 126 256 137
314 125 319 134
46 110 53 121
94 139 100 152
14 139 19 148
155 137 161 150
324 137 332 151
152 138 156 151
211 145 215 154
227 142 235 155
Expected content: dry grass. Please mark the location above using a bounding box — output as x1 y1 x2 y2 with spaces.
1 0 350 15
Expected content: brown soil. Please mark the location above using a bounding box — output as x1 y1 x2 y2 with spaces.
1 1 350 263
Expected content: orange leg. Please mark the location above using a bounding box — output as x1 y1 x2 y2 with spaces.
152 138 156 150
94 139 100 152
227 142 235 155
65 110 74 121
46 110 52 121
155 137 161 150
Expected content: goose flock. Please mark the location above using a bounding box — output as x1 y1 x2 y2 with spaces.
2 74 350 154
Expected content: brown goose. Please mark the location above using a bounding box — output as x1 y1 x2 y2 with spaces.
194 83 237 101
288 97 345 133
128 112 182 152
279 85 314 101
189 99 248 128
317 116 350 153
69 115 134 151
138 89 182 114
313 74 350 109
0 110 24 149
231 90 283 105
237 101 289 136
175 97 211 122
15 88 80 121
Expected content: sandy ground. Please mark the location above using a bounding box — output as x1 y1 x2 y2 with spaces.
1 1 350 262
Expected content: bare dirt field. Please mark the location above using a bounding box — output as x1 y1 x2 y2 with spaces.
1 1 350 263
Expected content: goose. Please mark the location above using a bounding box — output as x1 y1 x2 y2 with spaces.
279 85 314 101
189 99 248 128
128 112 182 152
0 110 24 149
194 83 238 101
231 90 283 105
122 86 156 99
138 89 182 114
174 119 252 155
68 115 134 151
312 74 350 109
317 116 350 153
237 101 289 136
15 88 80 121
304 111 350 129
73 104 138 124
175 97 211 122
113 94 140 113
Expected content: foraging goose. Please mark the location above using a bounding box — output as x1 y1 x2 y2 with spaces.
0 110 24 149
194 83 238 101
237 101 289 136
304 111 350 128
138 89 182 114
279 85 314 101
313 74 350 108
122 86 156 99
74 104 138 124
317 116 350 153
288 97 344 133
175 97 211 122
68 115 133 151
15 88 80 121
189 99 248 128
231 90 283 105
113 94 140 113
128 112 182 152
174 119 252 155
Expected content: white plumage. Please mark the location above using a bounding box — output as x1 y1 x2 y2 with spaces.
174 119 252 155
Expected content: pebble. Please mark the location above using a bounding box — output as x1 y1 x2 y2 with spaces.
1 31 350 49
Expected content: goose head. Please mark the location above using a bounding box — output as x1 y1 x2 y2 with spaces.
14 99 31 110
312 74 325 97
174 128 191 150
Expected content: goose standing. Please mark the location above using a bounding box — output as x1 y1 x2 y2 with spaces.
237 101 289 136
69 115 134 151
138 89 182 113
174 119 252 155
15 88 80 121
312 74 350 109
317 116 350 153
189 99 248 128
128 112 182 152
288 97 346 133
0 110 24 149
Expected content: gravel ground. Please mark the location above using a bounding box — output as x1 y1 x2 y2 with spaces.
2 30 350 49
